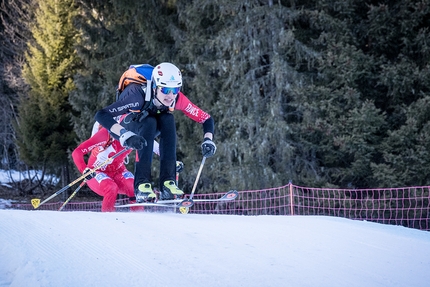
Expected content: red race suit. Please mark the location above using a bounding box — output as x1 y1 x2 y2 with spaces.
72 127 142 212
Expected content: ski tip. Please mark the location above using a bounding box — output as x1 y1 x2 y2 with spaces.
223 190 239 200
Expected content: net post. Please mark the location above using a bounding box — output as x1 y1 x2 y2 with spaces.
289 180 294 216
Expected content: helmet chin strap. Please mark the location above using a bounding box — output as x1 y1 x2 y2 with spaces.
168 100 175 111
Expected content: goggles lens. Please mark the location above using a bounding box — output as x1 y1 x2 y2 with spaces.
159 86 180 95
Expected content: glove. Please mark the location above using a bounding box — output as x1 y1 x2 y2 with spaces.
119 129 147 149
135 110 149 122
83 167 96 181
201 138 216 158
176 161 184 173
124 110 149 123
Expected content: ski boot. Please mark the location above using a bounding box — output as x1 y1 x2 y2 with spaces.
159 180 184 200
135 183 156 203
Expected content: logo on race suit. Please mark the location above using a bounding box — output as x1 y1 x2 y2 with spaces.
94 172 109 183
122 171 134 179
185 103 199 116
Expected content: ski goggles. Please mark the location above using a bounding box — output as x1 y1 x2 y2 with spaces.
158 86 181 95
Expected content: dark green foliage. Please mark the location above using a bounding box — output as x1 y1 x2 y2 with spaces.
0 0 36 170
70 0 178 143
16 95 75 168
6 0 430 192
70 0 180 182
16 0 79 180
70 0 430 190
372 96 430 187
175 1 311 191
287 0 430 188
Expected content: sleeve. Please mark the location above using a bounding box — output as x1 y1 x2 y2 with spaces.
72 129 109 173
174 92 215 135
94 84 146 132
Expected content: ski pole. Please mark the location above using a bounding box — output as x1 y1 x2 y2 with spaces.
31 148 129 209
58 180 87 211
189 156 206 200
175 160 184 185
174 160 190 214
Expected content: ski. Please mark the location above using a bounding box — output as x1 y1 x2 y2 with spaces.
177 190 238 214
115 190 238 209
193 190 238 202
115 198 193 209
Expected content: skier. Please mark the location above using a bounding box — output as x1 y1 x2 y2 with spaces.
72 124 144 212
95 62 216 203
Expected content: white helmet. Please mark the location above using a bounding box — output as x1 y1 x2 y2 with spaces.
151 62 182 88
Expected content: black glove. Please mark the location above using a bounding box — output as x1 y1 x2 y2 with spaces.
176 161 184 173
119 129 147 149
201 138 216 158
124 110 149 123
135 110 149 122
83 167 96 181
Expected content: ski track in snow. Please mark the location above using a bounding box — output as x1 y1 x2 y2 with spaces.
0 211 170 287
1 210 430 287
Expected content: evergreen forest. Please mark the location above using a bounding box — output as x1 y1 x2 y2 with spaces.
1 0 430 196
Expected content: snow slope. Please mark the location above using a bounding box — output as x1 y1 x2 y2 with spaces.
1 210 429 287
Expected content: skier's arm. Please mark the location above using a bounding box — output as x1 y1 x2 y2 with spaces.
94 84 145 138
72 129 109 173
175 92 214 139
202 117 214 140
175 93 216 157
94 84 147 149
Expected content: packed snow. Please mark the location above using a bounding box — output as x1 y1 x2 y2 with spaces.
1 210 430 287
1 169 430 286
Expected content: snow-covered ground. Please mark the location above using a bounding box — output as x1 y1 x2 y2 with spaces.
1 169 430 286
0 169 58 188
1 209 429 287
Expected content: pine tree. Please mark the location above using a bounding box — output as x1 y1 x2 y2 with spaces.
17 0 80 186
71 0 178 142
372 96 430 186
69 0 430 191
173 0 430 190
362 1 430 186
69 0 181 188
175 1 320 191
0 0 36 170
291 4 388 188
